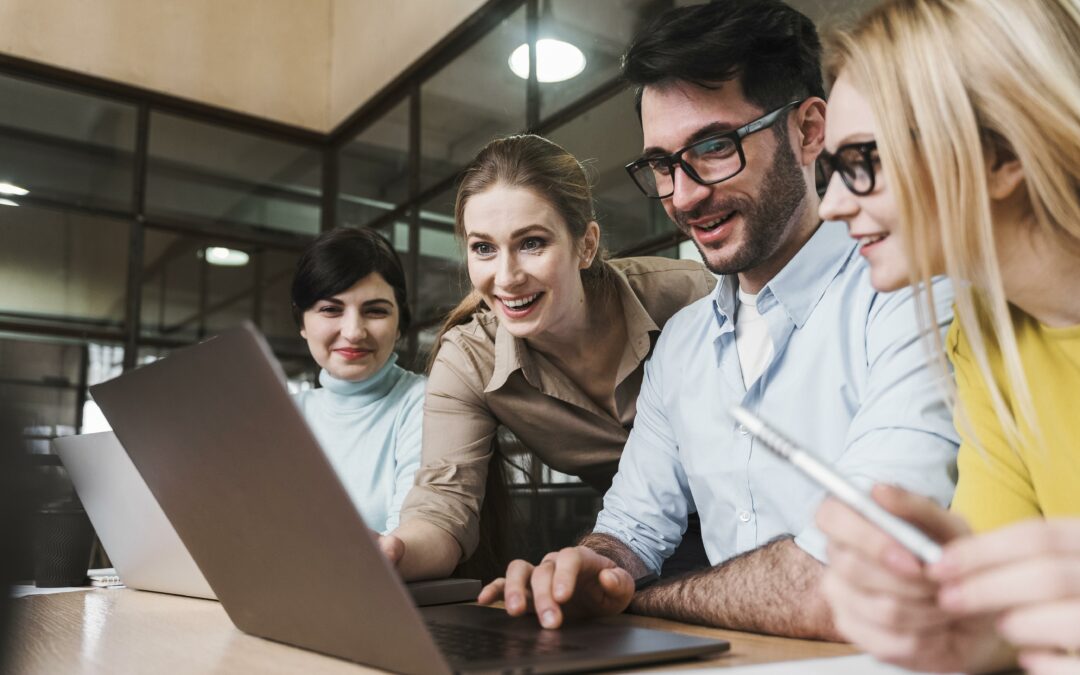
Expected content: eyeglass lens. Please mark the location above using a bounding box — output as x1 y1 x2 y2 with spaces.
818 146 874 195
634 136 742 197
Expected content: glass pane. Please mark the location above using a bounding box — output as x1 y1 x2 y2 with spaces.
414 325 440 374
78 343 125 434
146 112 322 235
0 204 129 327
259 250 322 368
135 344 172 367
537 1 665 119
0 337 84 429
0 73 137 212
420 5 527 191
339 100 409 228
408 190 469 324
258 248 305 341
547 88 675 255
279 351 319 393
139 230 258 342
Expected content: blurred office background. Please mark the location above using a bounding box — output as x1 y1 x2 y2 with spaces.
0 0 874 568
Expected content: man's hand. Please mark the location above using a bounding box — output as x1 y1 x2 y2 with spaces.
816 484 1010 672
931 518 1080 675
477 546 636 628
376 532 405 567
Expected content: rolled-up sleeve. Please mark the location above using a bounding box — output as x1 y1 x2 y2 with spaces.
593 334 694 576
399 340 496 558
794 278 960 562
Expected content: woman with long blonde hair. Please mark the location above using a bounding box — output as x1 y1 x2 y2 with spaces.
814 0 1080 672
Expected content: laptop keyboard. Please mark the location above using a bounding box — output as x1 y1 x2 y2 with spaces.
427 620 585 661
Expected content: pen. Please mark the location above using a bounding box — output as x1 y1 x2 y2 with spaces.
730 405 943 564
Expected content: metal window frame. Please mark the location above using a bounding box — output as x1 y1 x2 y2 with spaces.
0 0 685 425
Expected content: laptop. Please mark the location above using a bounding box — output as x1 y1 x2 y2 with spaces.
57 431 480 608
90 323 729 675
54 431 217 600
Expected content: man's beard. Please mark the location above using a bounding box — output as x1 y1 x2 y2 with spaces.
677 130 807 276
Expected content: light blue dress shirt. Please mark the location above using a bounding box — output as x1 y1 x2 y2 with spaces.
294 354 425 534
593 222 959 574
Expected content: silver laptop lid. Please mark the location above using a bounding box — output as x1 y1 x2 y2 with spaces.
54 432 216 600
90 323 450 675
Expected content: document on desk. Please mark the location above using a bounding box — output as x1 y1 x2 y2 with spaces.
10 568 124 598
11 585 97 598
646 654 961 674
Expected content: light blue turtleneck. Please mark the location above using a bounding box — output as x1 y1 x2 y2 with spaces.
293 354 425 534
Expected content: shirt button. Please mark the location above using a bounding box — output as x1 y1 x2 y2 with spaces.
738 510 752 523
737 424 749 436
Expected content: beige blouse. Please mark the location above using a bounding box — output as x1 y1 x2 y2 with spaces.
399 256 717 557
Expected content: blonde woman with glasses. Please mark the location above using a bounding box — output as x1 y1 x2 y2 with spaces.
814 0 1080 672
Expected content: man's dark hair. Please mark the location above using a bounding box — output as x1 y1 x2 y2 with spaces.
623 0 824 117
290 227 412 332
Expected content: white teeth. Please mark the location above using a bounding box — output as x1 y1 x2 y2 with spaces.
859 233 888 246
503 293 539 309
699 212 735 231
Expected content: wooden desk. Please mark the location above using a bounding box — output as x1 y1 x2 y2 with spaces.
8 589 856 674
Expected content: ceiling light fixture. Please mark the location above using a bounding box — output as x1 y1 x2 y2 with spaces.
0 198 18 207
509 39 586 83
0 182 29 196
202 247 250 267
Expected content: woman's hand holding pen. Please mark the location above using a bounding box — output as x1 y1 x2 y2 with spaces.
816 485 1009 673
929 518 1080 675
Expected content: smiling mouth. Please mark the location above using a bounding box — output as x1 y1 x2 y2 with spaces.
498 289 544 311
857 233 889 246
500 292 542 310
335 348 373 359
694 211 738 232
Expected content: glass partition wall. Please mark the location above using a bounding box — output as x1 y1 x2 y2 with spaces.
333 0 683 361
0 66 318 439
0 0 686 452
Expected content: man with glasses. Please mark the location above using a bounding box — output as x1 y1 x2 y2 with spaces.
480 0 957 639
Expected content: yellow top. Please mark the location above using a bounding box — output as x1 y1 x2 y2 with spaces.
949 306 1080 531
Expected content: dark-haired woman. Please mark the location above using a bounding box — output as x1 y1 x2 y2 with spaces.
291 227 425 535
391 135 716 580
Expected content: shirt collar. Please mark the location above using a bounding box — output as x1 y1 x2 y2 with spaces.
612 263 660 364
711 221 856 329
484 263 660 394
486 319 540 393
767 221 856 328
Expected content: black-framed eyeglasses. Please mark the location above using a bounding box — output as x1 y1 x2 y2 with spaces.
625 100 804 199
815 140 878 197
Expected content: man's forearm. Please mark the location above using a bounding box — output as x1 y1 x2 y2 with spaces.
578 532 650 579
629 537 841 641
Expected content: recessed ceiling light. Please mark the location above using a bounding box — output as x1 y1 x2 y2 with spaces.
203 247 250 267
0 198 18 207
0 182 29 196
509 39 586 83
